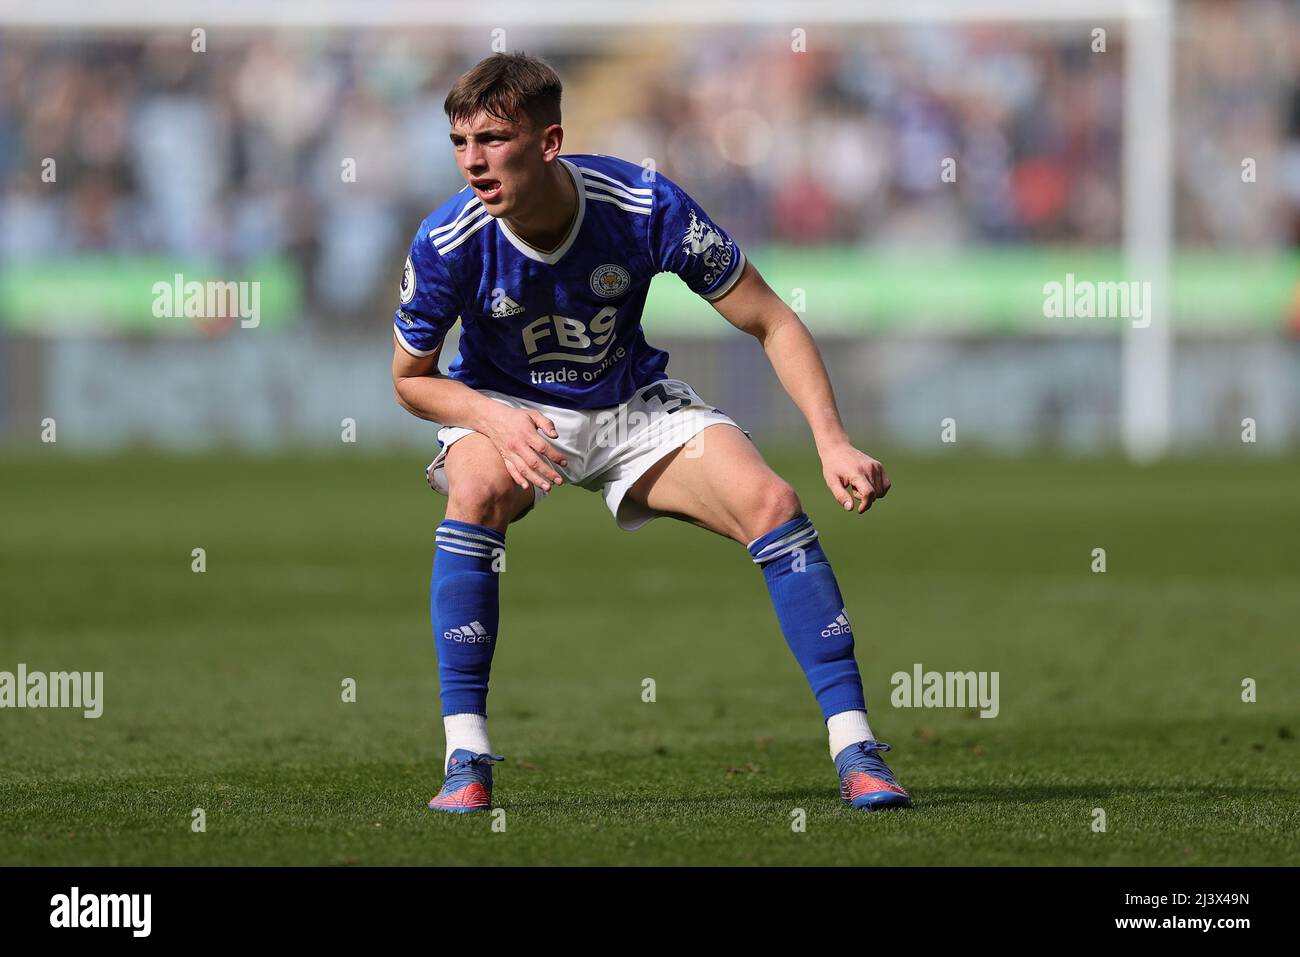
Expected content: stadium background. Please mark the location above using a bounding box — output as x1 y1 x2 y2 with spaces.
1 0 1297 866
3 1 1298 450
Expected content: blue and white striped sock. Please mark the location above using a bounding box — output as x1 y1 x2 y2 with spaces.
748 513 868 723
431 519 506 718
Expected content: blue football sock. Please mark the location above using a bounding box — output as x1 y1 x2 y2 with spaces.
431 519 506 717
748 513 867 721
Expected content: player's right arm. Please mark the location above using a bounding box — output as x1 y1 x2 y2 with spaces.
390 239 566 491
391 340 566 491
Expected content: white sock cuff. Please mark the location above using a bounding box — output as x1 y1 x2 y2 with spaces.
443 713 492 768
826 710 874 760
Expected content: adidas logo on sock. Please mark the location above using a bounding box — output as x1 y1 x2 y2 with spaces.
821 610 853 638
443 621 493 643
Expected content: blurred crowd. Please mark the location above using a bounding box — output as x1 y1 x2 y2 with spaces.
0 0 1296 323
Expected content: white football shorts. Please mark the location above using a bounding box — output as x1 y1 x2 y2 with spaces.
426 377 747 531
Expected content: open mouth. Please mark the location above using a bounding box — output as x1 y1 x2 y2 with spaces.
471 178 502 202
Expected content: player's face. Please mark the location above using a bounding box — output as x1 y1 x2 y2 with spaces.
449 112 549 216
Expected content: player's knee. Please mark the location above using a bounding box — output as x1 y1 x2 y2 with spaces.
447 472 526 527
743 479 802 542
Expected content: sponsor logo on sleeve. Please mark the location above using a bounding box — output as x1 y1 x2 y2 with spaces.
400 256 416 304
681 210 733 286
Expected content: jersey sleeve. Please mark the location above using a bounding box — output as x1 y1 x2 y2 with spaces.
392 230 463 358
649 175 746 301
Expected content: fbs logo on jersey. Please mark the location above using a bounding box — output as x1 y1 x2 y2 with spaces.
400 256 416 304
821 610 853 638
444 621 493 643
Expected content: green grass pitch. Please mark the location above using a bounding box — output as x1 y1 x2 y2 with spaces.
1 449 1297 865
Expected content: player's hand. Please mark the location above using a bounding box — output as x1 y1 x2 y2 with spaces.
820 442 890 514
477 404 568 493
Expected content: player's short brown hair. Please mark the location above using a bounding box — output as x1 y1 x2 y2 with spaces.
444 53 562 129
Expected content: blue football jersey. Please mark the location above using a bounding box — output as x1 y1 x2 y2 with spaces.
392 154 746 409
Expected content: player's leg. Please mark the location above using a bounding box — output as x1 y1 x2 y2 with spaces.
428 433 534 811
443 431 537 531
626 426 866 724
624 423 796 543
623 423 911 810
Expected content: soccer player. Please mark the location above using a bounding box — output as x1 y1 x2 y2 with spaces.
392 53 912 813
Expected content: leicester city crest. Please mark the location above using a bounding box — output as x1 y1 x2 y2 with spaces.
590 264 631 299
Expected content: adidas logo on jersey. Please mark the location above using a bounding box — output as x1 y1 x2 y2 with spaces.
444 621 493 643
821 610 853 638
492 293 525 318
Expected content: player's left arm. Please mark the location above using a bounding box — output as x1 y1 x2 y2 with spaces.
709 260 890 513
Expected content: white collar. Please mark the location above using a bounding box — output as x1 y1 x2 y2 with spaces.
496 158 586 265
